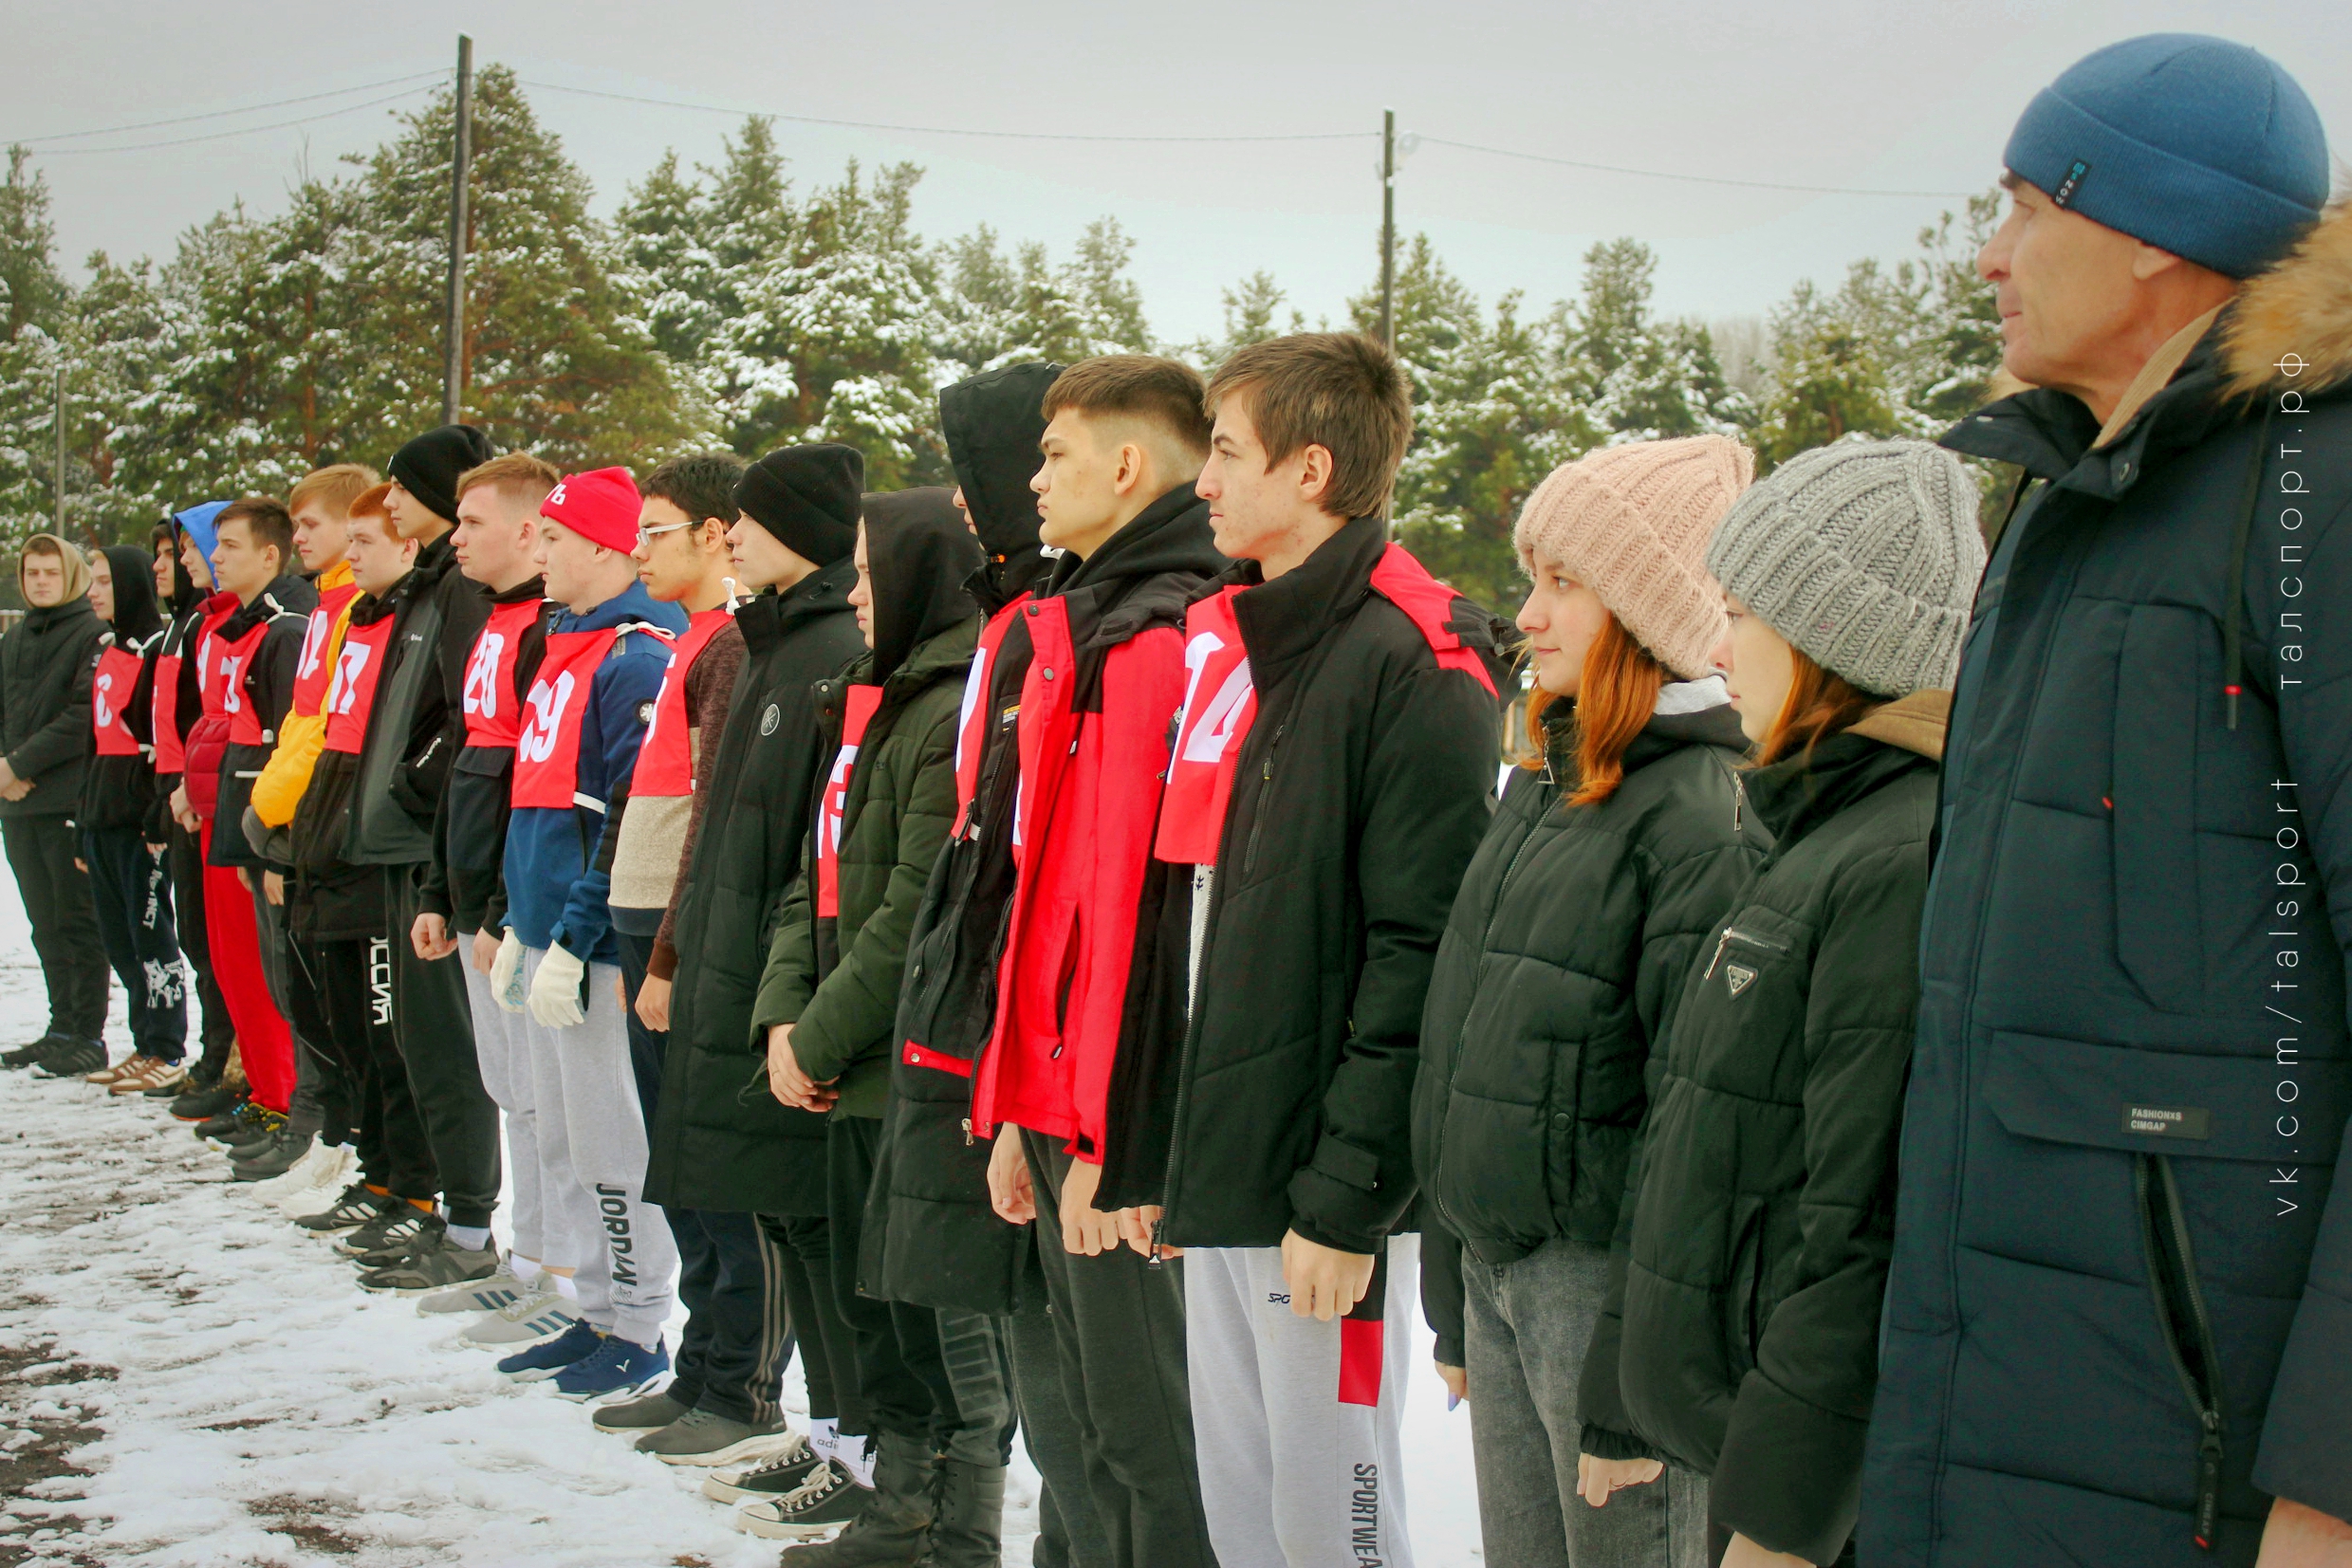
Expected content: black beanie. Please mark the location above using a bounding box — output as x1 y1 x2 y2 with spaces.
734 443 864 566
388 423 497 524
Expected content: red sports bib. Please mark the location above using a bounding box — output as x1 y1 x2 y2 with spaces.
91 644 144 758
291 581 361 717
150 648 185 773
630 607 733 800
951 597 1028 838
211 619 273 747
815 685 884 917
510 627 622 810
463 597 544 748
1153 588 1256 866
322 615 397 755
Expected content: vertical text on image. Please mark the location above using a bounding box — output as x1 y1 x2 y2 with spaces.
2269 356 2316 1217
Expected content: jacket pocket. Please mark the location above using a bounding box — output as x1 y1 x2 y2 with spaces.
1725 1191 1768 1379
1980 1029 2344 1168
2112 605 2204 1014
2137 1151 2228 1551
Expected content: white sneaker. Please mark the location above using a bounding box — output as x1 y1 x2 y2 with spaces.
249 1139 333 1202
417 1259 530 1316
458 1288 580 1348
276 1145 359 1217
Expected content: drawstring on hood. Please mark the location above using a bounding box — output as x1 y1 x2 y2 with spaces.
100 544 163 643
861 489 983 687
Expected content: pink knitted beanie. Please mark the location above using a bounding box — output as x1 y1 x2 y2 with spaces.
1513 435 1755 679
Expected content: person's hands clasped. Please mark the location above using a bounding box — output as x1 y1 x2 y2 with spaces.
764 1024 838 1112
1576 1452 1665 1508
987 1126 1036 1225
1279 1229 1376 1319
1058 1155 1124 1257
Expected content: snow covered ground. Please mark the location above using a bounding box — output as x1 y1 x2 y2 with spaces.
0 876 1483 1566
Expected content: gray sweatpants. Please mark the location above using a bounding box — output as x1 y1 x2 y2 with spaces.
1185 1236 1416 1568
1461 1235 1709 1568
518 946 677 1346
460 948 542 1263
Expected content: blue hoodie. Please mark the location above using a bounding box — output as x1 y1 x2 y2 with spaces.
174 501 229 565
501 580 688 963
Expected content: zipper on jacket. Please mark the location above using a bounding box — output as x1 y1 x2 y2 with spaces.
2136 1153 2227 1550
1732 771 1747 833
1702 926 1790 982
1240 720 1289 876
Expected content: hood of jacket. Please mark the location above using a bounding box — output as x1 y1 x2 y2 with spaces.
1742 711 1939 851
101 544 163 644
219 572 318 638
862 488 983 687
940 360 1062 606
18 534 91 615
2222 196 2352 402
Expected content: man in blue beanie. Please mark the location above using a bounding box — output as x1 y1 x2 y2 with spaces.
1865 33 2351 1568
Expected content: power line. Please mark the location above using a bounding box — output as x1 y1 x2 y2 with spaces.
23 85 439 157
1417 136 1978 199
9 71 446 147
515 79 1372 144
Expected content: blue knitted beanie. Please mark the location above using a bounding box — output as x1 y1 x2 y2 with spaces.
2005 33 2329 278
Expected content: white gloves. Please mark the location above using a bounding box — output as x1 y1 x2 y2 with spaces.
491 930 528 1013
527 942 588 1030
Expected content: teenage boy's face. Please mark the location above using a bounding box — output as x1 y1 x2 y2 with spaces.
1033 409 1122 559
726 513 818 593
534 518 609 613
632 495 713 603
290 502 351 573
85 553 113 622
210 518 278 601
346 514 417 597
1717 593 1798 745
1516 553 1610 698
846 524 874 649
452 483 532 586
177 533 214 593
1197 388 1327 563
20 551 65 608
383 480 440 542
153 542 174 600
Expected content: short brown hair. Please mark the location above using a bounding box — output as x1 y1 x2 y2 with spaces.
456 452 561 508
1204 332 1413 520
216 497 296 566
287 463 380 519
1042 356 1212 457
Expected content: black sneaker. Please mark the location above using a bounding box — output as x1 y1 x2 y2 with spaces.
192 1098 253 1142
3 1035 69 1069
296 1183 392 1235
731 1457 872 1539
230 1128 312 1182
33 1039 105 1078
340 1207 438 1262
168 1077 237 1115
701 1433 824 1503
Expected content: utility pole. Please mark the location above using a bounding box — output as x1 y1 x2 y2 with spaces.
1379 107 1397 356
52 368 65 537
442 33 474 427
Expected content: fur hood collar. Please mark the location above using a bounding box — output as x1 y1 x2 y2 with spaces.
2222 197 2352 401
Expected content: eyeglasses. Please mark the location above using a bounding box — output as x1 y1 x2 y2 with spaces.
636 521 694 549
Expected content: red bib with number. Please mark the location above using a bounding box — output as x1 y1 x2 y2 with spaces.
630 607 733 800
322 615 397 755
291 581 360 717
815 685 884 917
91 644 144 758
463 597 543 748
510 627 622 809
1153 588 1256 866
209 618 273 747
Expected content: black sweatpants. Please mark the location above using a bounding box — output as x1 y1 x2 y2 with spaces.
79 826 187 1062
249 876 339 1140
3 814 107 1042
291 935 436 1203
618 929 795 1426
761 1211 868 1442
385 865 499 1229
167 821 236 1072
1025 1131 1216 1568
1007 1253 1112 1568
825 1116 957 1445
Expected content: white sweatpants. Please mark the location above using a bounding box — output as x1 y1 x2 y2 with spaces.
461 953 541 1262
1185 1234 1417 1568
518 946 678 1347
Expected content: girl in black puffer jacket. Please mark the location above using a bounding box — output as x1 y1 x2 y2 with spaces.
1577 440 1987 1568
1414 435 1763 1568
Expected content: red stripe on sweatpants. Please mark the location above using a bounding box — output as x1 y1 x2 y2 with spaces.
197 824 295 1114
1338 1317 1384 1407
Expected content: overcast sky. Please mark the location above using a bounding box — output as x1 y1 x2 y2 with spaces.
9 0 2348 346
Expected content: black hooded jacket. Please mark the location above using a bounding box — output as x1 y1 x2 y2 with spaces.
346 530 474 865
82 545 167 833
206 571 318 871
418 573 549 934
143 559 208 845
642 555 867 1218
942 360 1064 611
866 480 1226 1314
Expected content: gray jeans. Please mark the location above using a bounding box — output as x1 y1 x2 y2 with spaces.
1463 1236 1709 1568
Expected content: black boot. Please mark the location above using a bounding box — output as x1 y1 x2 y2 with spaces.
918 1459 1005 1568
779 1431 937 1567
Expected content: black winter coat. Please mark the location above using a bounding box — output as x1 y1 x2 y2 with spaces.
207 572 317 871
347 533 468 866
0 595 104 821
866 486 1224 1313
641 559 865 1217
82 544 167 834
1867 222 2352 1567
1584 701 1941 1566
419 575 548 935
1098 517 1504 1253
287 591 395 941
1415 695 1762 1363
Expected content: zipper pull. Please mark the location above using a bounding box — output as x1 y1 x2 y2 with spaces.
1732 772 1746 833
1148 1215 1166 1266
960 1116 973 1148
2193 1413 2224 1549
1703 927 1736 981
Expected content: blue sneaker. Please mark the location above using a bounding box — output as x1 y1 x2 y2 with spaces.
551 1334 669 1403
497 1319 602 1382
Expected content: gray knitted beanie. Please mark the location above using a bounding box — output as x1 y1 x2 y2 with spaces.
1705 439 1988 696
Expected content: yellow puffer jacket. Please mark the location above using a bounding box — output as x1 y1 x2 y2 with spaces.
250 558 357 829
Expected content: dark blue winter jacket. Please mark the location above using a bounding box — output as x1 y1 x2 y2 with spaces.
501 581 685 964
1865 211 2352 1568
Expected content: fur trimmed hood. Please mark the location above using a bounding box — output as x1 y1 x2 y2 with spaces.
2222 196 2352 399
